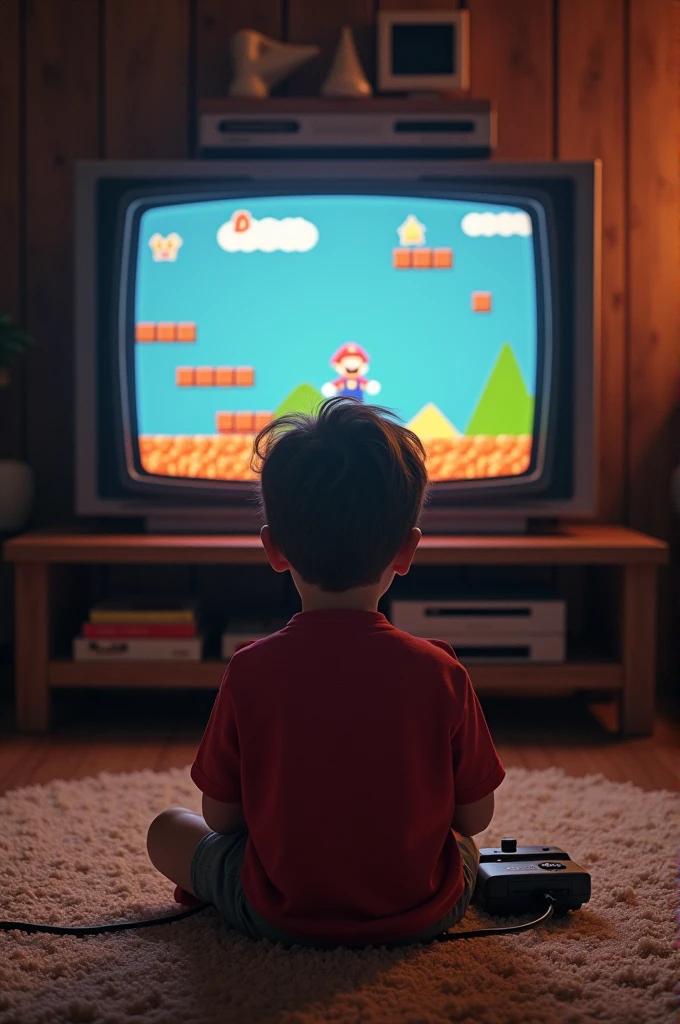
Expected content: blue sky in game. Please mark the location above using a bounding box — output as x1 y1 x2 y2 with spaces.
134 194 537 435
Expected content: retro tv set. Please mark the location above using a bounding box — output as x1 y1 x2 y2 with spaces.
75 160 600 532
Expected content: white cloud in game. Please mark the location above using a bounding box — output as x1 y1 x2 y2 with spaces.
216 210 319 254
461 211 532 238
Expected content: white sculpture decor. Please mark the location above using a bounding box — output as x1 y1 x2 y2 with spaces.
228 29 320 98
321 25 373 98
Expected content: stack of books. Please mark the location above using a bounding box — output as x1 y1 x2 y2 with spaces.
73 598 202 661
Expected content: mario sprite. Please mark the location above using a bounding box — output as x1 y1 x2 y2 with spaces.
321 343 381 401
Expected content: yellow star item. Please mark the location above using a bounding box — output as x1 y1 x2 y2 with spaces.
396 214 426 247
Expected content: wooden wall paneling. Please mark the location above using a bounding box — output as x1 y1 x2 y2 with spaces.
376 0 458 9
627 0 678 542
24 0 101 525
285 0 376 96
0 0 23 459
195 0 283 101
672 0 680 694
104 0 190 158
557 0 626 523
466 0 554 159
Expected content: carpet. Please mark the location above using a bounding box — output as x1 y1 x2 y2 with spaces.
0 765 677 1024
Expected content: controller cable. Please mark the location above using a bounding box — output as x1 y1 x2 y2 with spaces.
438 894 556 940
0 894 556 939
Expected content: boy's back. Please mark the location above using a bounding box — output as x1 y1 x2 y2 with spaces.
191 607 505 945
143 398 508 948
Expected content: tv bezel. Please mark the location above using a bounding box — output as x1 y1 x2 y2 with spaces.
75 159 600 527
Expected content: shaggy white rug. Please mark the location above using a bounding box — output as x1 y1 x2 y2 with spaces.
0 765 677 1024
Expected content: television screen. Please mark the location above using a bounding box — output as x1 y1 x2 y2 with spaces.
391 24 456 76
127 193 541 488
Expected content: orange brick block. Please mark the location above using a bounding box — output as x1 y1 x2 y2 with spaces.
156 322 177 341
234 411 255 432
139 434 260 482
254 412 273 431
135 322 156 342
177 322 197 342
216 412 234 433
195 366 215 386
433 248 453 269
393 248 412 269
216 367 235 387
235 366 254 387
472 291 492 312
412 248 432 269
176 367 195 387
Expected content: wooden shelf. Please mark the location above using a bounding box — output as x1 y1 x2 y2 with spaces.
198 97 489 115
5 524 668 735
48 658 623 695
49 659 225 689
3 525 669 566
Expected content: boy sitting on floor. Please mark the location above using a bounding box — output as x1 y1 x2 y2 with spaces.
147 397 506 948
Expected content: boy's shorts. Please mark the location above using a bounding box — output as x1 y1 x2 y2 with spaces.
190 828 480 949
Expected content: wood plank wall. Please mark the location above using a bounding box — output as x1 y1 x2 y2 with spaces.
0 0 677 541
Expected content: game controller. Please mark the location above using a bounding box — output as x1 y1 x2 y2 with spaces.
473 837 591 916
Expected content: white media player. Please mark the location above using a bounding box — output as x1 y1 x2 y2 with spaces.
390 599 566 663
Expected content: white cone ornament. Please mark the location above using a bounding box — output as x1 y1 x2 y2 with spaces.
321 25 372 98
229 29 320 98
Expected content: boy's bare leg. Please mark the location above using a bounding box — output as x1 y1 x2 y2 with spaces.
453 829 481 873
147 807 212 895
453 829 479 846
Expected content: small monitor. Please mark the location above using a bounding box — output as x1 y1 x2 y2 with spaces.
378 11 470 93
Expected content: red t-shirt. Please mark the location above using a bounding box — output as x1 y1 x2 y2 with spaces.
190 609 505 945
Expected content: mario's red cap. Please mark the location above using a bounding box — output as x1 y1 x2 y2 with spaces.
331 342 369 365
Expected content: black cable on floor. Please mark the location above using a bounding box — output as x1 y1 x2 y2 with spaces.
437 895 556 940
0 895 556 940
0 904 209 936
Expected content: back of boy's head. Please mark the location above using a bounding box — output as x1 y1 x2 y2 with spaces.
253 397 428 592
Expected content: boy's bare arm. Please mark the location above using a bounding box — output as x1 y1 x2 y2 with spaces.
452 792 495 837
202 793 245 834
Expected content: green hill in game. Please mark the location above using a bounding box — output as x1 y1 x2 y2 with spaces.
274 383 324 420
466 343 534 435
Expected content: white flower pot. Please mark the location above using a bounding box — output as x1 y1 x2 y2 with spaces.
0 460 34 531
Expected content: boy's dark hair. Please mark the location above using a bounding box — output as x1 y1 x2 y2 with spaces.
252 397 428 592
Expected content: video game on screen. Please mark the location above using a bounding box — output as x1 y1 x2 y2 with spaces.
135 195 537 483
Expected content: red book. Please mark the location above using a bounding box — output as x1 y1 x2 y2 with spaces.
82 622 197 639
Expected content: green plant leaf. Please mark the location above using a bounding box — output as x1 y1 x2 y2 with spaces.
0 314 34 362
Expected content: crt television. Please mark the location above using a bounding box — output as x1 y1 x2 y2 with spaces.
75 159 600 532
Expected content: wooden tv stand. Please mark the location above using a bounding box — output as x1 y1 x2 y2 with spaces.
3 525 668 735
